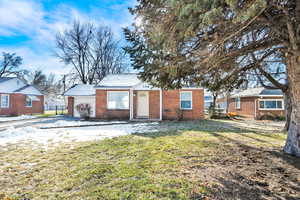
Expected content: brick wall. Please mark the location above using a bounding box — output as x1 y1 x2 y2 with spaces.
68 97 74 116
228 97 256 117
227 96 285 119
94 89 204 120
96 90 130 120
0 93 44 116
162 89 204 120
149 91 160 119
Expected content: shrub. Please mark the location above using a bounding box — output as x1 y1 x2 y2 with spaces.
76 103 91 120
258 114 276 121
275 115 286 121
175 108 184 121
227 112 238 118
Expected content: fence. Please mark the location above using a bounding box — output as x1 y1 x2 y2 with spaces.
44 105 66 115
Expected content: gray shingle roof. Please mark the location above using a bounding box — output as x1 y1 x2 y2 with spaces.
260 89 283 96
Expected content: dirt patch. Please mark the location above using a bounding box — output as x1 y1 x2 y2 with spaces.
188 143 300 199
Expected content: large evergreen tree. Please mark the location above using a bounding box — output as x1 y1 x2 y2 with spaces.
125 0 300 156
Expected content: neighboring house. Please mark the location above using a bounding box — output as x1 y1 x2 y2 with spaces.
0 77 44 116
65 74 204 120
217 87 284 119
204 90 213 109
44 94 66 110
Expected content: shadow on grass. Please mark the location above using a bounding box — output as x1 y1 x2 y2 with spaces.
211 171 300 200
132 119 259 139
207 131 299 169
198 132 300 199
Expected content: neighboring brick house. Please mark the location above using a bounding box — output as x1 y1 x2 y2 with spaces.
65 74 204 120
0 77 44 116
217 87 284 119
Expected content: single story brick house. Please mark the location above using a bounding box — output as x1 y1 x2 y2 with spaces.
65 74 204 120
217 87 284 119
0 77 44 116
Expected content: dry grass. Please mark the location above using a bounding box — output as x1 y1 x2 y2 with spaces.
0 119 299 200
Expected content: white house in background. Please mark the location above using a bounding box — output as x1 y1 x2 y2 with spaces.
204 90 213 109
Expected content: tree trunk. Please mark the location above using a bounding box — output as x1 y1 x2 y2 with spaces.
284 90 292 131
212 93 218 116
283 54 300 157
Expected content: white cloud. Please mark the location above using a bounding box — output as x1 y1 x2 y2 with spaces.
0 0 44 36
0 0 136 75
0 46 70 75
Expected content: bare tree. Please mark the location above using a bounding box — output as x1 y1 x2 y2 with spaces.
55 21 126 84
0 52 23 77
26 70 62 95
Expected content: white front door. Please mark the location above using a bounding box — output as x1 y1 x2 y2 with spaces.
137 91 149 118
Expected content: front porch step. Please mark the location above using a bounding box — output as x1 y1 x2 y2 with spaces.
131 118 161 122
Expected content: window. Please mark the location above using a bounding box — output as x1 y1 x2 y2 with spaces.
235 97 241 109
259 100 283 110
1 94 9 108
180 91 192 109
107 91 129 109
25 96 32 107
204 96 212 101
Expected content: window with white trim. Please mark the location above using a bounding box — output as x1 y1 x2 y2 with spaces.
25 96 32 107
180 91 192 109
107 91 129 109
1 94 9 108
235 97 241 109
259 99 283 110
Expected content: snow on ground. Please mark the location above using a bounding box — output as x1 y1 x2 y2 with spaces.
0 115 37 122
0 121 160 148
34 119 127 128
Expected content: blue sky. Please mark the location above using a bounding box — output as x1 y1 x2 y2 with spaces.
0 0 137 75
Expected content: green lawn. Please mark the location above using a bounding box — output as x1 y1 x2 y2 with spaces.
0 120 299 200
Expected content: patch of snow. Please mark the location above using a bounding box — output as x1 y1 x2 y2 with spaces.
0 122 160 148
0 115 37 122
34 119 127 128
64 84 96 96
99 74 141 87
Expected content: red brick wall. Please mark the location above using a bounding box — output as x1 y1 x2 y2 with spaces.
227 96 285 119
228 97 256 117
149 91 160 119
68 97 74 117
96 90 130 120
95 89 204 120
162 89 204 120
0 93 44 116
